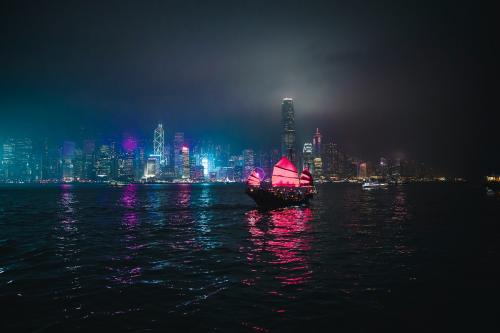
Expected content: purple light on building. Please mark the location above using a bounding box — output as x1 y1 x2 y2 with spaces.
122 136 137 153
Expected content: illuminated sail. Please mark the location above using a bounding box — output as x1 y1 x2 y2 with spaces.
299 168 313 187
271 157 300 187
247 169 261 187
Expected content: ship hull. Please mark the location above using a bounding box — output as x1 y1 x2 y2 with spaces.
246 187 314 208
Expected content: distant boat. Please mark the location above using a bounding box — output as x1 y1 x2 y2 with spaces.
362 180 388 190
109 180 127 187
224 176 235 183
486 187 495 197
246 157 315 207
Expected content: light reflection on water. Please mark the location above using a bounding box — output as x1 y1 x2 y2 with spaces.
121 184 138 229
2 183 483 332
245 207 314 288
55 184 82 294
113 184 142 284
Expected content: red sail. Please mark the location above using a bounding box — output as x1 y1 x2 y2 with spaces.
247 169 261 187
271 157 300 187
300 168 313 187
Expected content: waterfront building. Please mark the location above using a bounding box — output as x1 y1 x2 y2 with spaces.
313 157 323 179
82 139 96 180
95 144 113 180
181 146 190 179
72 148 84 180
62 141 75 181
281 98 297 165
190 165 204 181
302 142 313 171
153 123 166 166
243 149 254 180
134 142 146 181
144 155 160 180
313 128 322 158
118 152 134 180
1 139 15 181
174 132 184 179
14 138 33 182
323 142 336 179
1 138 35 182
358 162 368 179
377 157 389 178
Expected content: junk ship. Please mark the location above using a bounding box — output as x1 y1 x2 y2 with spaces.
246 157 315 207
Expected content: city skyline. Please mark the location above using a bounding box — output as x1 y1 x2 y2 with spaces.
1 1 498 178
0 97 449 184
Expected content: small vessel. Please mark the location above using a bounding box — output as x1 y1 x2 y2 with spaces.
362 180 388 190
110 180 127 187
486 187 495 197
246 157 315 207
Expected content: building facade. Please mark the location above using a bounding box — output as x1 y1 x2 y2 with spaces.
281 98 297 165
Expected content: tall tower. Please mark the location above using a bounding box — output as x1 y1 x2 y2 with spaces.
281 97 297 165
302 142 313 171
174 132 184 179
181 146 190 179
153 123 165 166
313 128 322 158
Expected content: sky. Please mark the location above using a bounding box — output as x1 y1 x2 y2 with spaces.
0 0 498 177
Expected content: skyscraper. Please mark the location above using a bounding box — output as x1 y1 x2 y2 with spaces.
312 129 323 178
358 162 368 179
62 141 75 181
95 144 113 180
1 139 15 181
323 142 336 179
281 98 297 165
174 132 184 179
181 146 190 179
83 139 96 180
302 143 313 171
313 128 322 158
242 149 254 180
20 138 34 182
153 123 165 166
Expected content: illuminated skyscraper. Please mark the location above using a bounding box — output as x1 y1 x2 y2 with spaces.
313 128 322 158
95 144 113 180
62 141 75 181
145 155 160 180
323 142 336 179
4 138 34 182
281 98 297 165
358 162 368 179
181 146 190 179
83 139 96 180
312 129 323 178
1 139 15 181
302 143 313 171
313 157 323 179
242 149 254 180
174 132 184 178
153 123 165 166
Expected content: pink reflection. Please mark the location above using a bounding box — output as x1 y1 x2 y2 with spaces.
392 189 409 222
176 184 191 207
245 207 313 287
121 184 138 228
113 184 143 284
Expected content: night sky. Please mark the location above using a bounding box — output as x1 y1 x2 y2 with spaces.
1 0 498 177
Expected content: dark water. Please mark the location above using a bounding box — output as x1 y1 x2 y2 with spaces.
0 183 499 332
